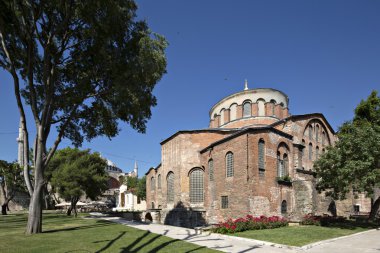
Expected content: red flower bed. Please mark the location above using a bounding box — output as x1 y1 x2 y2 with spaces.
212 215 288 234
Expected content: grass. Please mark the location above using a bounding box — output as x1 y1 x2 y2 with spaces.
234 224 372 247
0 212 218 253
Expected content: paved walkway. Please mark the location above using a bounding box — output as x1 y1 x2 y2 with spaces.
100 217 380 253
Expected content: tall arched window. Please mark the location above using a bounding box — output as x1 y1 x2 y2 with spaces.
316 125 320 142
309 125 313 140
277 152 282 177
283 154 289 176
243 101 251 118
208 159 214 181
316 146 320 159
226 152 234 177
309 143 313 160
258 139 265 175
281 200 287 214
151 176 155 191
190 168 204 203
167 172 174 202
322 132 326 146
157 174 161 189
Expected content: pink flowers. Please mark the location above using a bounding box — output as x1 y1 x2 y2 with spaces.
213 214 288 234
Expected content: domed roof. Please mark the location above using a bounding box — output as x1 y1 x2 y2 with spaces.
208 84 290 129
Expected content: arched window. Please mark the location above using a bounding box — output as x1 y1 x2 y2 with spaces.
281 200 287 214
309 143 313 160
258 99 265 116
301 139 306 158
258 139 265 175
220 109 225 125
167 172 174 202
283 154 289 176
208 159 214 181
226 152 234 177
190 168 204 203
316 146 320 159
151 202 155 209
151 176 155 191
243 101 251 118
309 125 313 140
277 152 282 177
322 132 326 146
157 174 161 189
270 99 276 116
316 125 320 142
229 104 237 121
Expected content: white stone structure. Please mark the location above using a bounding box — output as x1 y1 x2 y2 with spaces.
114 184 147 211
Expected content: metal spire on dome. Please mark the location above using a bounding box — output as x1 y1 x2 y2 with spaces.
244 79 248 90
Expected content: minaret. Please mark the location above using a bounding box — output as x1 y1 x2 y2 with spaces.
17 118 24 167
134 160 138 178
244 79 249 90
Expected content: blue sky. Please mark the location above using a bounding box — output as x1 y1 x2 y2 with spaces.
0 0 379 175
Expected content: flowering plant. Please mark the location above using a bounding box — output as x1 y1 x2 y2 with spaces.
212 215 288 234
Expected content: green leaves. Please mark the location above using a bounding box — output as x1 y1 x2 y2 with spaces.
49 148 108 201
315 91 380 200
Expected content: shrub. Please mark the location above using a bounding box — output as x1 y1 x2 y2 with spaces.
300 214 321 226
212 215 288 234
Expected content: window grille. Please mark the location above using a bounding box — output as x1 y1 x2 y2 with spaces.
151 176 155 191
157 174 161 189
226 152 234 177
243 102 251 118
316 125 319 142
208 159 214 181
281 200 287 214
221 196 229 209
258 139 265 175
309 125 313 140
283 154 288 176
309 143 313 160
167 172 174 202
190 169 204 203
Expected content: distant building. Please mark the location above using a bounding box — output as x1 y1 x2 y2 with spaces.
146 82 371 228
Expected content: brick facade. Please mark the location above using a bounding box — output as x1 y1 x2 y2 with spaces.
146 88 371 228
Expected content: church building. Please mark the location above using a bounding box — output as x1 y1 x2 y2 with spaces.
146 82 370 227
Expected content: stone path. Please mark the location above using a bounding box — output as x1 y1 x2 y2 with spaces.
100 217 380 253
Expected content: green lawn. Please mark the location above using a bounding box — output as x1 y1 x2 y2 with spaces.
234 225 371 246
0 212 218 253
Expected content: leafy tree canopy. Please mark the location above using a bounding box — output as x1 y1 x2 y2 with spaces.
0 160 26 215
315 90 380 218
0 0 167 233
49 147 108 216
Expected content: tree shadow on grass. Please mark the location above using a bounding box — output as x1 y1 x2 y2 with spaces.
94 231 127 253
43 220 114 233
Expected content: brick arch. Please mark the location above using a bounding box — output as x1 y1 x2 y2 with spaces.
303 119 332 146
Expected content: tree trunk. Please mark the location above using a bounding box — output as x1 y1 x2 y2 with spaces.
26 183 43 233
369 196 380 220
67 206 72 216
2 204 7 215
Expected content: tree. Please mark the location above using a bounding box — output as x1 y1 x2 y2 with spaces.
0 160 26 215
0 0 167 233
136 175 146 201
315 91 380 220
49 148 108 217
125 176 138 191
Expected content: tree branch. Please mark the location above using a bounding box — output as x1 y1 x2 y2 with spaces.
44 105 78 167
0 29 34 196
